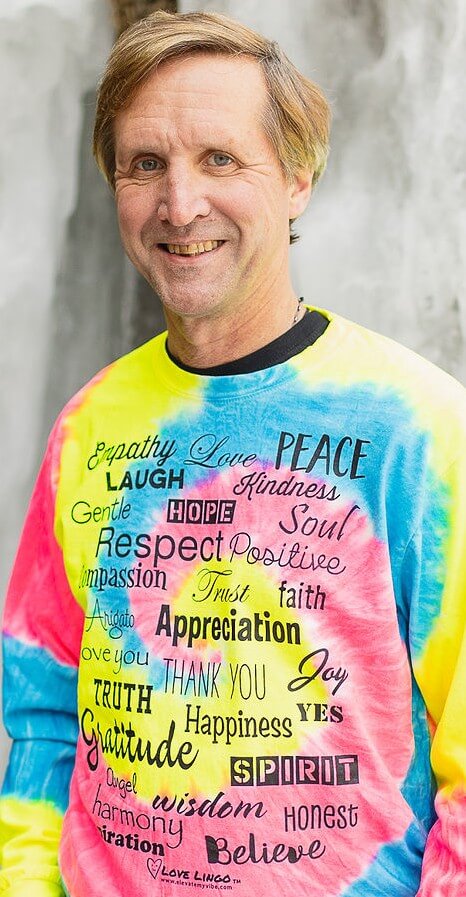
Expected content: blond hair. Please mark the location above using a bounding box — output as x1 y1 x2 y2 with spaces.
93 10 331 240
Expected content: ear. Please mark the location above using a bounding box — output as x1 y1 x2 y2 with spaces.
288 169 314 219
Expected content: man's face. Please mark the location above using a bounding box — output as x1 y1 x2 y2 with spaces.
114 53 311 322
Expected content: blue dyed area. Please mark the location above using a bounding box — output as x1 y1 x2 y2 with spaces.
2 635 78 811
341 821 426 896
205 373 449 661
392 578 437 836
202 374 429 544
89 369 448 674
399 477 450 660
401 678 437 828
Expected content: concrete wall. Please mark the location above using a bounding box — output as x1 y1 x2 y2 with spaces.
1 0 465 770
0 0 117 772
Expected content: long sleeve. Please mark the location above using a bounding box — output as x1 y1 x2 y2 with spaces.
0 421 84 895
407 448 466 895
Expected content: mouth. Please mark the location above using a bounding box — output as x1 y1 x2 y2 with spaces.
159 240 225 257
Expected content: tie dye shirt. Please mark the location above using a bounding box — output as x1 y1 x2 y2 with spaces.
1 309 466 897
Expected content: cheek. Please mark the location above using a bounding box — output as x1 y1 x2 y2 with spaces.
116 203 138 243
217 181 258 224
116 187 154 240
246 182 292 234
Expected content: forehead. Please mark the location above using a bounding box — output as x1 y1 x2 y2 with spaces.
115 53 269 149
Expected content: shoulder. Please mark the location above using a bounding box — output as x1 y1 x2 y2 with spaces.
47 333 167 455
327 310 464 410
60 333 166 416
310 310 466 470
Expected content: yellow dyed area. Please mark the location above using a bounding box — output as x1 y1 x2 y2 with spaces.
80 556 330 801
53 335 204 608
414 459 466 790
0 797 64 895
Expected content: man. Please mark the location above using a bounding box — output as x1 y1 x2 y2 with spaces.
1 10 465 897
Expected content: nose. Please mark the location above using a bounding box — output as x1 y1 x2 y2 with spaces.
156 168 211 227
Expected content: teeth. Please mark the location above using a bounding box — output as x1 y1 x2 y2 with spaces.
166 240 221 255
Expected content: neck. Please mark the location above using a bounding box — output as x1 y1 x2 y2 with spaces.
165 289 304 368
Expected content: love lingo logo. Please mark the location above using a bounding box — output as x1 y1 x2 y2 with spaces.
147 861 190 881
147 858 162 879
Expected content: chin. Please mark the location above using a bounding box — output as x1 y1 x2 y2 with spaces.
157 289 227 319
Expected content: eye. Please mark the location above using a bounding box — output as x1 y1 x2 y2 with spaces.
135 158 162 172
207 152 235 168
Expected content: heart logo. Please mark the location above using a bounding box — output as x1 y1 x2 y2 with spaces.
147 858 163 880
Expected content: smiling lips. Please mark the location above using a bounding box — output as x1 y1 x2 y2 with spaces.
163 240 224 256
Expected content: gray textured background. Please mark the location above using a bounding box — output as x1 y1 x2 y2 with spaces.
1 0 465 768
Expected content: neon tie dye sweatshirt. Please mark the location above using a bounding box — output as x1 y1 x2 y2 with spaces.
1 309 466 897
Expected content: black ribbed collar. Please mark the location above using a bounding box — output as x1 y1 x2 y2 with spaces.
166 309 328 376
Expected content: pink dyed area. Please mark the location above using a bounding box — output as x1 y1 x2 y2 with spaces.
3 368 115 664
62 751 415 896
60 744 143 897
3 406 88 666
417 788 466 896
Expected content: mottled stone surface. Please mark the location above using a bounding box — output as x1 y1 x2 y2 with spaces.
110 0 176 35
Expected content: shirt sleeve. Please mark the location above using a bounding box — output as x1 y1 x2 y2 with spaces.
408 448 466 895
0 419 84 896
